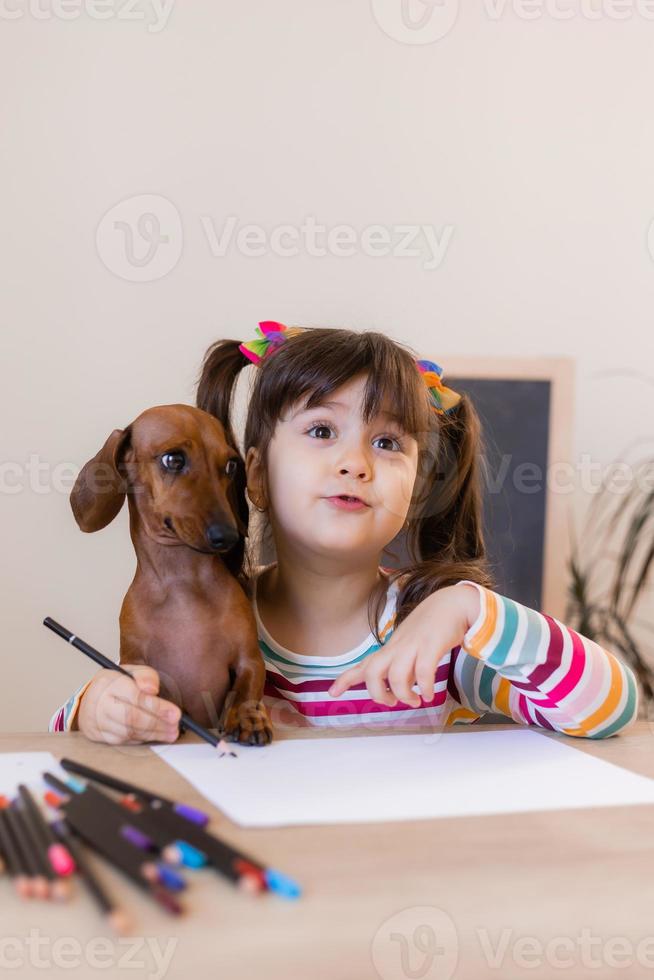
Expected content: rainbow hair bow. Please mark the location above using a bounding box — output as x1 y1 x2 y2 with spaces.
238 321 306 366
414 359 462 415
238 321 461 416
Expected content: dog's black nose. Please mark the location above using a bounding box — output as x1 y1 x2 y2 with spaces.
206 523 240 552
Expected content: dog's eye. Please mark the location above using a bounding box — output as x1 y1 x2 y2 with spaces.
225 459 239 478
161 451 186 472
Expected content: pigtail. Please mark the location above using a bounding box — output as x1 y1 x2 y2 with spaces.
196 339 248 451
195 338 252 584
374 395 497 637
416 396 489 567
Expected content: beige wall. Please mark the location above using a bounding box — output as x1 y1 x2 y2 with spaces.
2 2 653 732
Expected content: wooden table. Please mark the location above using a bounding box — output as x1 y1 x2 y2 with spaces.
2 721 654 980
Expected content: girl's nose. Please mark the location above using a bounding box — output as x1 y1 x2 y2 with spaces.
338 449 372 480
334 434 373 479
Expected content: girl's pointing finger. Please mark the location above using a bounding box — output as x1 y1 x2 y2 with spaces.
328 666 364 698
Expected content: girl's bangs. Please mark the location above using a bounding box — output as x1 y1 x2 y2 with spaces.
264 329 431 437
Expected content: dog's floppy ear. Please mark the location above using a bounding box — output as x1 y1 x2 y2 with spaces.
71 427 132 532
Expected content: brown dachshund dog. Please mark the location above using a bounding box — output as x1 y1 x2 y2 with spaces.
70 404 272 745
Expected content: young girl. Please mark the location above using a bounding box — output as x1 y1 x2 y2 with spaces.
49 321 639 744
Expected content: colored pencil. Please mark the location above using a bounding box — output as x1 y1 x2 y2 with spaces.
44 782 184 915
46 768 300 898
11 797 57 900
17 785 73 900
0 808 31 898
43 617 223 749
59 758 209 826
3 802 47 899
44 771 258 887
43 772 74 798
50 819 133 936
62 811 183 916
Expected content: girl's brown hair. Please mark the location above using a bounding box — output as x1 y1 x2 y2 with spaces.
196 327 496 640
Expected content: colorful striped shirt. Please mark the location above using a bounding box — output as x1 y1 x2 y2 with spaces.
49 564 639 739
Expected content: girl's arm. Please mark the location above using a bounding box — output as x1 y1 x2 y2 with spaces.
449 581 639 739
328 581 639 739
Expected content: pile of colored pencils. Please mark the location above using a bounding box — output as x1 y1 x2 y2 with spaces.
0 758 300 934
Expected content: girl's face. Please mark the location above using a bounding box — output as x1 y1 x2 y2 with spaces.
247 373 419 561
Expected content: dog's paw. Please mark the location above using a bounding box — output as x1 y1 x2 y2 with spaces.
221 699 273 746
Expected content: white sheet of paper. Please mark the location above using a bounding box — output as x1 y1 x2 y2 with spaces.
152 729 654 827
0 752 69 801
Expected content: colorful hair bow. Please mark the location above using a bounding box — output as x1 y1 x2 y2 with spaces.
238 321 461 415
238 321 306 366
414 359 462 415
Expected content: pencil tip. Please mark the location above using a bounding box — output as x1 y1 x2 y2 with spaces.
51 879 73 903
108 909 133 936
15 876 31 900
33 876 50 900
151 885 184 916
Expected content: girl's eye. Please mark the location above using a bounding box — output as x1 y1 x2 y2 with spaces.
305 422 403 452
306 423 334 440
373 435 403 452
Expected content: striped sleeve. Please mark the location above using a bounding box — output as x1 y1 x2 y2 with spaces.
48 680 94 733
451 580 639 739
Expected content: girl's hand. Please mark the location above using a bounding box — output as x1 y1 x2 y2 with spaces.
328 584 479 707
77 665 182 745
